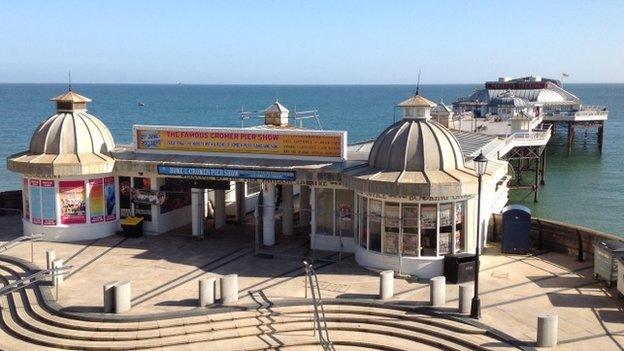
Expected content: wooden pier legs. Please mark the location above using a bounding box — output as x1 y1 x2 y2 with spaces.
534 156 540 203
540 150 546 185
597 121 604 153
567 122 575 155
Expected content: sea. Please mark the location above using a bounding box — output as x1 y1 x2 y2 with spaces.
0 84 622 235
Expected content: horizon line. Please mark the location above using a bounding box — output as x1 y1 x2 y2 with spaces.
1 81 622 86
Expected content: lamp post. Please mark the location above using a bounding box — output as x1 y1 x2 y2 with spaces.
470 152 488 319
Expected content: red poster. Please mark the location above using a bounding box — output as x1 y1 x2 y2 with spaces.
59 180 86 224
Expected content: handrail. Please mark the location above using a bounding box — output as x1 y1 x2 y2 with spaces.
0 234 44 253
302 260 335 351
0 265 73 296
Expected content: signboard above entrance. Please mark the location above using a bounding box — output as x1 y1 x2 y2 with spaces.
158 165 296 182
134 125 347 161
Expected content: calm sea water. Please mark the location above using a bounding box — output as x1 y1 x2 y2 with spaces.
0 84 622 235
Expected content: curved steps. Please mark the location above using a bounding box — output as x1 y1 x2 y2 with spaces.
0 257 517 351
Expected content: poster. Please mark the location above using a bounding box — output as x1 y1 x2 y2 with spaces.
104 177 116 221
383 232 399 254
440 204 453 227
402 234 419 256
59 180 86 224
89 178 105 223
29 179 42 224
119 176 132 218
22 178 30 221
439 232 452 255
420 205 437 229
41 180 56 225
135 126 345 159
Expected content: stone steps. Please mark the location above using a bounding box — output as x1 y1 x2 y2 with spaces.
0 256 516 351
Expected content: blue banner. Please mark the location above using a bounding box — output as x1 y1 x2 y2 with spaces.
157 165 295 181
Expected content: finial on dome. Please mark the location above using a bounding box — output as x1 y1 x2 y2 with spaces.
415 69 421 95
51 90 92 112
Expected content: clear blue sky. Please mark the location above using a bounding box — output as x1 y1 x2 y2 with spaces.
1 1 623 84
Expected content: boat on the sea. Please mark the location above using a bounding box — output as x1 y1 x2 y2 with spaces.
138 102 145 107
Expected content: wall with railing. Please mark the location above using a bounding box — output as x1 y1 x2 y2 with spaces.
488 213 621 261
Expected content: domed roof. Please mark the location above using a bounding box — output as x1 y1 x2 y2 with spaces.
7 91 116 176
489 90 529 107
368 118 465 172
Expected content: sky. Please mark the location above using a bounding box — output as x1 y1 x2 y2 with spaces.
1 1 623 84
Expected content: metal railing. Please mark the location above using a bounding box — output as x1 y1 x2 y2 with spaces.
239 108 323 129
0 265 72 296
303 260 335 351
0 234 44 263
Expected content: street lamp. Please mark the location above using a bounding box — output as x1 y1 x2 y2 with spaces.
470 152 488 319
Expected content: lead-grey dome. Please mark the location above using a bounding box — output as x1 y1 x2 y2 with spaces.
368 119 465 172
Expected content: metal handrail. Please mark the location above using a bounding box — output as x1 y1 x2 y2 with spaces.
302 260 335 351
0 266 73 296
0 234 44 253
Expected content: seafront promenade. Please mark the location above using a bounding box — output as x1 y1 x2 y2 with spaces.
0 214 622 350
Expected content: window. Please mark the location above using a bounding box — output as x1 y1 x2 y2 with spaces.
133 177 152 221
359 196 368 248
314 188 333 236
420 204 437 256
383 202 400 254
369 199 382 252
439 204 453 255
246 182 261 196
402 204 419 256
335 189 354 238
455 202 465 253
119 176 132 219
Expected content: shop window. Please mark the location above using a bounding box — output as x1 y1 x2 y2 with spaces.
383 202 400 254
246 182 261 196
359 196 368 249
160 178 192 214
133 177 152 222
369 199 382 252
119 177 132 219
402 204 419 256
335 189 354 238
455 202 465 253
420 204 437 256
439 204 453 255
315 188 333 236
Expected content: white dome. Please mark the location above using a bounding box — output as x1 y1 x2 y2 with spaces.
7 91 116 176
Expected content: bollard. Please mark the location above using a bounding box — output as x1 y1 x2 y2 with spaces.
199 277 217 306
103 281 119 313
45 249 56 270
537 315 558 347
379 270 394 300
220 274 239 305
458 283 474 314
114 281 132 313
52 259 64 286
430 276 446 307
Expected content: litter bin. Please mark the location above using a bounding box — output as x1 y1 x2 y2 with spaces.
593 239 624 287
444 253 476 284
121 216 144 238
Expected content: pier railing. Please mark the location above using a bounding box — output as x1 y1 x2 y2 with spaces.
489 213 620 261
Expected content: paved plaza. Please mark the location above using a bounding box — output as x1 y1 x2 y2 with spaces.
0 214 623 350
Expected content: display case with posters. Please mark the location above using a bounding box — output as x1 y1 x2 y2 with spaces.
369 199 382 252
420 204 437 256
104 177 116 221
383 202 400 254
439 204 453 255
59 180 86 224
119 177 132 219
133 177 152 221
402 205 419 256
455 202 465 252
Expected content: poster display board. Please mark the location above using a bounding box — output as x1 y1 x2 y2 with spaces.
104 177 116 221
135 125 346 161
29 179 42 224
41 180 56 225
89 178 105 223
59 180 86 224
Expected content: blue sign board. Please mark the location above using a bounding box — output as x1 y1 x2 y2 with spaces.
157 165 295 181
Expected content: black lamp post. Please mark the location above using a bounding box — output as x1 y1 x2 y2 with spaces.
470 152 488 319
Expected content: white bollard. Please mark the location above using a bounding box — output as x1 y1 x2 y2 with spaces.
220 274 239 305
114 281 132 313
537 315 558 347
379 270 394 300
199 277 217 306
458 283 474 314
103 281 119 313
430 276 446 307
52 259 64 286
45 249 56 270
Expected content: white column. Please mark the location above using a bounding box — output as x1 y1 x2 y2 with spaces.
282 184 294 236
300 185 311 227
235 182 246 224
191 188 205 237
262 183 276 246
214 189 226 229
220 274 239 305
379 270 394 300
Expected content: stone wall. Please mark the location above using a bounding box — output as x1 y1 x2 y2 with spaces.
488 213 621 262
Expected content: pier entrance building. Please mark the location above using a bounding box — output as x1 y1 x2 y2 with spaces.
8 90 509 278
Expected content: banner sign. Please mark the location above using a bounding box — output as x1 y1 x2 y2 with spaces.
59 180 86 224
22 178 30 221
41 180 56 225
134 125 346 160
157 165 296 181
131 188 166 206
104 176 117 221
29 179 42 224
89 178 105 223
